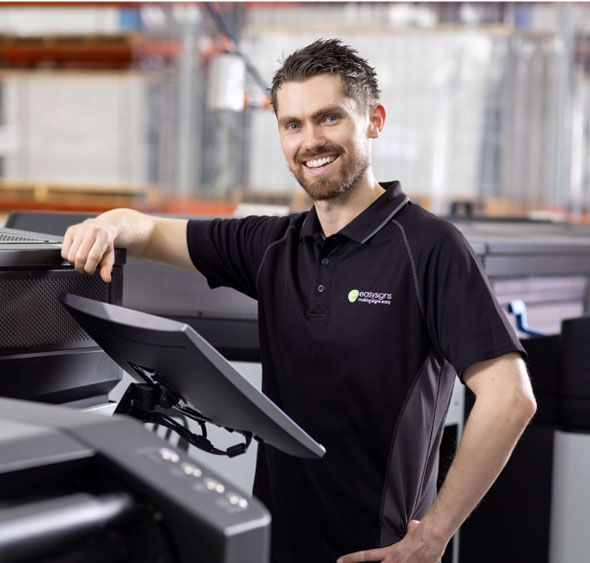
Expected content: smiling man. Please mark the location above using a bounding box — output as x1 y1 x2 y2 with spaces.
276 75 377 204
62 39 536 563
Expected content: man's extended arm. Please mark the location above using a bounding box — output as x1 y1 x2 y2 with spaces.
337 352 536 563
61 208 192 283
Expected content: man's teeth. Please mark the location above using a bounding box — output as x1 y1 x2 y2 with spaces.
305 155 336 169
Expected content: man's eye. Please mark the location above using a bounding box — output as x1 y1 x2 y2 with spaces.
287 123 300 131
325 115 339 123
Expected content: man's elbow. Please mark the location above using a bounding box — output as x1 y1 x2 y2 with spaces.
513 387 537 427
491 378 537 429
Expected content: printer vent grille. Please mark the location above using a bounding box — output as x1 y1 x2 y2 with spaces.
0 232 51 244
0 271 112 352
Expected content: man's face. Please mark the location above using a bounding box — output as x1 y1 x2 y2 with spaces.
275 74 373 201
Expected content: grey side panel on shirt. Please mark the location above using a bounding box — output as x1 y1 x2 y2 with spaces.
379 354 456 546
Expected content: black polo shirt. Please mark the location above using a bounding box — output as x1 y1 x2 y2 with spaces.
187 181 524 562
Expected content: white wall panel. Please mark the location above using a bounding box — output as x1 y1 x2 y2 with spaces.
1 72 149 187
0 8 121 35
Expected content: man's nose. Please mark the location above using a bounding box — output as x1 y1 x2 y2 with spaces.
301 124 326 153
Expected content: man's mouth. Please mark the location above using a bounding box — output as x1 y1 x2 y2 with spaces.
304 155 338 169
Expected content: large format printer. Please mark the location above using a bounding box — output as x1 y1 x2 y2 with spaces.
0 397 271 563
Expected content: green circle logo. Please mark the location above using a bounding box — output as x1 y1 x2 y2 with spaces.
348 289 359 303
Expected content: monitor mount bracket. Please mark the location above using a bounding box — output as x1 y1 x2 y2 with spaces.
115 363 252 458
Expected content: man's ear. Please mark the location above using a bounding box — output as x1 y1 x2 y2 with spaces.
367 104 386 139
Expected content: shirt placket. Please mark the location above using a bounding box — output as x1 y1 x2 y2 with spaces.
308 236 342 317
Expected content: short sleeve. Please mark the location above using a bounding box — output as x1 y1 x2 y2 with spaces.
421 225 525 379
187 215 289 299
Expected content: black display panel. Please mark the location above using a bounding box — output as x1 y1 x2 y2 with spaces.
61 293 325 459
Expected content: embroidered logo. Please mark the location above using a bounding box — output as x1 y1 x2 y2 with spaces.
348 289 360 303
347 289 392 306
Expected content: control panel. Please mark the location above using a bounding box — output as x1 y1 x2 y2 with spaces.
142 446 251 513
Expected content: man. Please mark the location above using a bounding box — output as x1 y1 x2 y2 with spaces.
62 39 536 563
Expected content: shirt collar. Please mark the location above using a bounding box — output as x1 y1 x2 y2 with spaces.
300 181 409 244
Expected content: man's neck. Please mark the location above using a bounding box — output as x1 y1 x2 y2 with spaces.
314 175 385 238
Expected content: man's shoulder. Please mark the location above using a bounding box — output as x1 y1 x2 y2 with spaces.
397 202 466 250
186 212 310 261
234 211 308 240
192 211 308 236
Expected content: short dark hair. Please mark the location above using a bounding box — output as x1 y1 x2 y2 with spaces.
270 38 380 114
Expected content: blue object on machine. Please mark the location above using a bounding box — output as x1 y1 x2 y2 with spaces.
507 299 547 337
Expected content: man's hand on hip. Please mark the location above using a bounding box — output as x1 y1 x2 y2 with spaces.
336 520 446 563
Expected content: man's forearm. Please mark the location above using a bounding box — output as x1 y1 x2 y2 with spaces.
63 209 193 281
338 355 536 563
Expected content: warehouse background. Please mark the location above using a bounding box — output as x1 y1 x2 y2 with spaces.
0 1 587 219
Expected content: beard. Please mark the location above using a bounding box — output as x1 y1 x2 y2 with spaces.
289 143 371 202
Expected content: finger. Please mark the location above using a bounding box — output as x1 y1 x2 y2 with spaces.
84 233 112 276
61 226 76 260
65 230 85 271
337 547 389 563
98 247 115 283
62 224 87 263
72 233 99 274
70 226 110 275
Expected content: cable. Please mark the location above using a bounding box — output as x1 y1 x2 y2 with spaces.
117 382 252 457
140 410 252 458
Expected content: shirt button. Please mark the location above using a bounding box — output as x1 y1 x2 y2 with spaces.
317 284 326 293
321 257 330 266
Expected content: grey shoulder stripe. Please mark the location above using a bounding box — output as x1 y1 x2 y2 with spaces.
255 225 297 290
392 219 424 317
361 196 410 244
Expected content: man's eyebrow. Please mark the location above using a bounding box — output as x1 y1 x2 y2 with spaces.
278 105 346 128
278 115 299 128
311 105 345 119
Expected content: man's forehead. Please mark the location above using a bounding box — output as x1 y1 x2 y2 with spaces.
275 74 357 117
